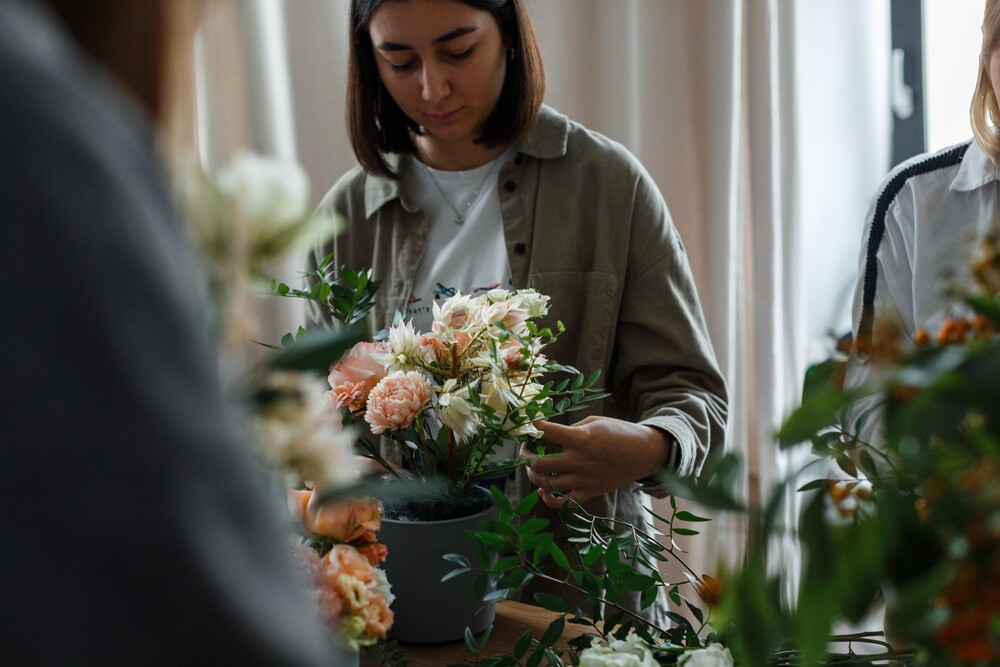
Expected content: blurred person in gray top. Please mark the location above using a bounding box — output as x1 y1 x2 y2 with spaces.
0 0 344 663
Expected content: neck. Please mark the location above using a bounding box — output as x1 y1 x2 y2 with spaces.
416 137 510 171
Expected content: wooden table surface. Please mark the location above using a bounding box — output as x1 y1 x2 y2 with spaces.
362 600 593 667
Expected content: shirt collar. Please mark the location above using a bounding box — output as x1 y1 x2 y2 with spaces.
362 104 570 217
950 140 999 192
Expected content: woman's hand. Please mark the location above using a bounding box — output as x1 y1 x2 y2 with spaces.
518 416 671 508
354 455 397 478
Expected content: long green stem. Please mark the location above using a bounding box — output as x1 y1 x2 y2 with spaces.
526 569 671 636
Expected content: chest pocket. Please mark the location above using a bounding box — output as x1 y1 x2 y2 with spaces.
527 271 619 384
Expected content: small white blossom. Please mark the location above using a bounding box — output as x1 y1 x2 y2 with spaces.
484 288 514 304
678 643 734 667
515 288 551 318
437 379 481 442
372 317 429 372
579 635 659 667
432 293 478 335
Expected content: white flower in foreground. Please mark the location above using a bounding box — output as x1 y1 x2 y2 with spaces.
678 643 734 667
216 151 309 231
252 372 359 487
437 379 481 442
579 634 659 667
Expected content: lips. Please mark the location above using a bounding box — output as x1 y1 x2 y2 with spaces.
426 108 462 123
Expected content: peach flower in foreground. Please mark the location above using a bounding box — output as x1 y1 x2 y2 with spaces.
289 488 382 544
326 341 387 411
364 370 433 434
318 545 394 646
358 542 388 566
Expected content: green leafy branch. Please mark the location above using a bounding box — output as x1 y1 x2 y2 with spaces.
270 254 380 328
444 487 714 666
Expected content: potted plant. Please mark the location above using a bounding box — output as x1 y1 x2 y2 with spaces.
276 259 607 642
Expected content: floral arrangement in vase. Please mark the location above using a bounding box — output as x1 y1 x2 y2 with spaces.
325 288 607 511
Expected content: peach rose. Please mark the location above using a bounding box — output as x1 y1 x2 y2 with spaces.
288 489 382 544
364 370 433 434
326 342 387 411
308 496 382 543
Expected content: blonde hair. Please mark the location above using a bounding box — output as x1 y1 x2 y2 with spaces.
972 0 1000 165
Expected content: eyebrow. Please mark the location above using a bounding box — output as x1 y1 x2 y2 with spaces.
376 27 478 51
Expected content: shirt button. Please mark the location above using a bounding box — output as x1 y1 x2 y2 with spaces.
513 153 524 166
504 180 517 192
514 243 527 255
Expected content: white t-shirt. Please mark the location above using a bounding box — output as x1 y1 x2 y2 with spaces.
400 148 515 333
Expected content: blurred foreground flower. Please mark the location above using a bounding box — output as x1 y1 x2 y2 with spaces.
176 150 340 344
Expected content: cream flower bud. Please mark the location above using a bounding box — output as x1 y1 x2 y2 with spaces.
437 379 481 442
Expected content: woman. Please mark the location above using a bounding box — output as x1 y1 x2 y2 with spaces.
846 0 1000 443
317 0 727 620
1 0 341 663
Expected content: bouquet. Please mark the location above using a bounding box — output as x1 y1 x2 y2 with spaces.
288 489 394 651
324 288 606 505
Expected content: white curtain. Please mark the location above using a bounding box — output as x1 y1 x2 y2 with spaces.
190 0 893 602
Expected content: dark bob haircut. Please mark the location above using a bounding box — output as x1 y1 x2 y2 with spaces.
347 0 545 179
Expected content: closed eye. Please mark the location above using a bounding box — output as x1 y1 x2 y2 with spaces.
389 59 415 73
448 46 475 61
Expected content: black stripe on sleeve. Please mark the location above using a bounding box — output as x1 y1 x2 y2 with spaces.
857 141 972 355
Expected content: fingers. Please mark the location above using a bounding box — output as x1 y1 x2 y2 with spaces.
518 440 567 475
538 486 593 509
355 455 396 478
535 419 577 444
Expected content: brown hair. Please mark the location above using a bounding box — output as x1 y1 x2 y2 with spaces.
347 0 545 179
40 0 199 124
972 0 1000 165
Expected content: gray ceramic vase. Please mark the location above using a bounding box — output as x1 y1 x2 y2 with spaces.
378 487 499 643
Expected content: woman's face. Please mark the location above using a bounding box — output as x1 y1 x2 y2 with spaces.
368 0 508 161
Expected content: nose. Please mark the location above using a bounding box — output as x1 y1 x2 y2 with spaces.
420 62 450 103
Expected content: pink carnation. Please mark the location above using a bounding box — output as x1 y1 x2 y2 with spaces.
326 342 387 411
364 370 433 434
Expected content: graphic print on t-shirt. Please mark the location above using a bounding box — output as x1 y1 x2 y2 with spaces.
405 278 515 330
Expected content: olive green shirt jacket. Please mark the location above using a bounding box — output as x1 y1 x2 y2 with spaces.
315 105 727 620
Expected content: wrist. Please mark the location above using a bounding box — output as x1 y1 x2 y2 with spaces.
637 426 672 480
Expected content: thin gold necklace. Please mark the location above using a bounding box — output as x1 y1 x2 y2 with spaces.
424 158 502 225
